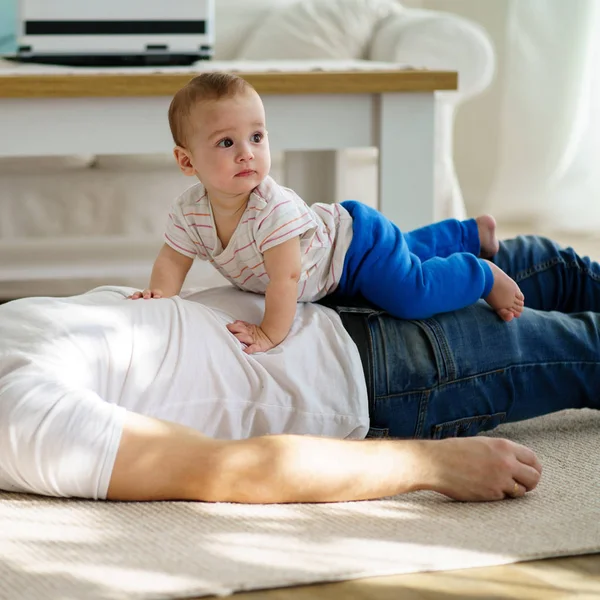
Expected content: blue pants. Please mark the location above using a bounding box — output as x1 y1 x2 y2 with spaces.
335 201 494 319
331 235 600 439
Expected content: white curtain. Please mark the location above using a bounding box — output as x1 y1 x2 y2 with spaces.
484 0 600 231
421 0 600 231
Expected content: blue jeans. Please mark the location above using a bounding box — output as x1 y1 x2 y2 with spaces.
329 235 600 439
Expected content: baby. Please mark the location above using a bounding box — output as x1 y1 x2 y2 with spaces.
131 72 524 353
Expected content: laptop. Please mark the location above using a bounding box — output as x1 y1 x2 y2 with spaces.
7 0 214 66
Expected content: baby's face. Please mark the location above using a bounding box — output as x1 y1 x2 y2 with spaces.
185 90 270 198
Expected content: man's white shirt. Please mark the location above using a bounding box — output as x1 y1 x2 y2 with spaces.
0 286 368 499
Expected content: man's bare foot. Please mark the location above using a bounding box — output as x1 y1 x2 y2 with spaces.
476 214 500 258
483 260 525 322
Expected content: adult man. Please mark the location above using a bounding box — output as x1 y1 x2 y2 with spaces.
0 236 598 504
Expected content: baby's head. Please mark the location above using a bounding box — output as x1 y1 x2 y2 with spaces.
169 72 270 198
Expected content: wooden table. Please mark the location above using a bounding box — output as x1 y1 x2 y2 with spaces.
0 65 457 230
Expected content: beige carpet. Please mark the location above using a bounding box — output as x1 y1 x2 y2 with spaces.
1 409 599 600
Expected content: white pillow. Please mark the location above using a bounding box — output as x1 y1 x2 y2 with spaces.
215 0 299 59
237 0 402 60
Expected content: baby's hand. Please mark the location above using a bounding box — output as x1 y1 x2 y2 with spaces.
128 288 164 300
227 320 276 354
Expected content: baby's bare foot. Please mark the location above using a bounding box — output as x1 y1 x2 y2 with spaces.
476 214 499 259
483 260 524 322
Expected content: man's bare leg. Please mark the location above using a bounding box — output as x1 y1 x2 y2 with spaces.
106 411 542 504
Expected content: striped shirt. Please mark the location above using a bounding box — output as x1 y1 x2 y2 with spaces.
164 176 354 301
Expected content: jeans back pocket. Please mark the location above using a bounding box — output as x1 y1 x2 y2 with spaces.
432 412 507 439
365 427 390 439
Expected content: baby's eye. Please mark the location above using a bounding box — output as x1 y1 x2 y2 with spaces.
217 138 234 148
251 133 263 143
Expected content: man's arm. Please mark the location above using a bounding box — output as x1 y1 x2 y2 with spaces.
107 411 542 503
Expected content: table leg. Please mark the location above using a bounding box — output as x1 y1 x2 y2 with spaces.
376 92 436 230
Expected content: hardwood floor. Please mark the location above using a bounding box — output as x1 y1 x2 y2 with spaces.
223 554 600 599
223 223 600 600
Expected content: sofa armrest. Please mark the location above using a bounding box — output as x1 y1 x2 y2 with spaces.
237 0 403 61
369 8 495 102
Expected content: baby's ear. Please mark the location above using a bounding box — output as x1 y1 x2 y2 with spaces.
173 146 196 176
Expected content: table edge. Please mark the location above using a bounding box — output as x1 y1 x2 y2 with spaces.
0 69 458 98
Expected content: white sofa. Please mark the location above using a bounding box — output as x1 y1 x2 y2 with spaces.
0 0 494 298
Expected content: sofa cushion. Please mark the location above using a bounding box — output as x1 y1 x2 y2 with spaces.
237 0 402 60
215 0 299 59
91 154 178 171
0 155 95 173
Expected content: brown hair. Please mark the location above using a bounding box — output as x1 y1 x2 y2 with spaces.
168 72 253 147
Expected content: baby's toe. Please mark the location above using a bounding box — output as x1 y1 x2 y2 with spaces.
497 308 514 322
